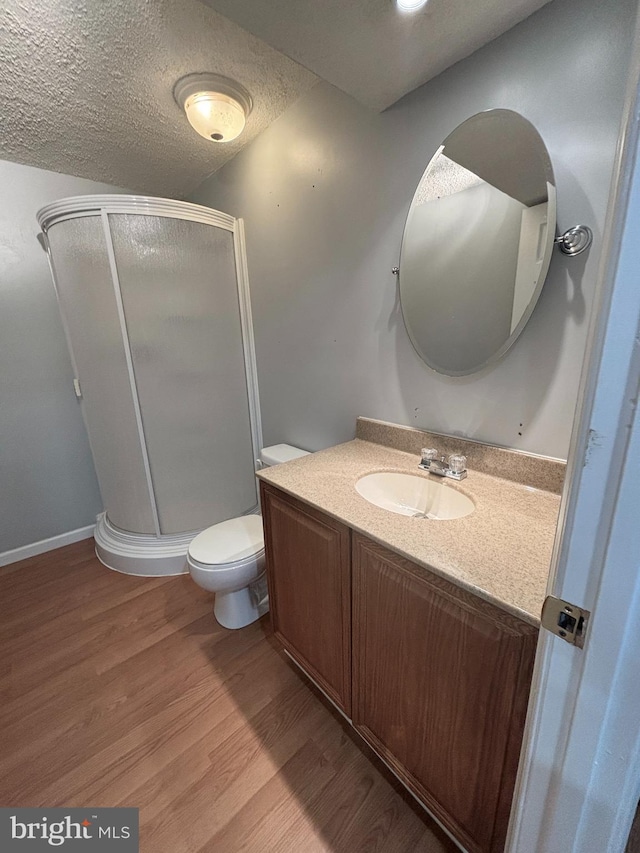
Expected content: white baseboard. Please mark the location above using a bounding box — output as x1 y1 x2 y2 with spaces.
0 524 96 568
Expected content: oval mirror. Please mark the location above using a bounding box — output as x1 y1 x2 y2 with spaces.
399 109 556 376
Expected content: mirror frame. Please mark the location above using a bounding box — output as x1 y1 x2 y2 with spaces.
399 109 557 377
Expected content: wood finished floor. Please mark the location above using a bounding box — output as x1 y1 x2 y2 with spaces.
0 539 457 853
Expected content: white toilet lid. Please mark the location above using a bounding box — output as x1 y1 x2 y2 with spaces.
188 515 264 566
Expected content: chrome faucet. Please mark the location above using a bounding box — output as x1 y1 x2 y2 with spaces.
419 448 467 481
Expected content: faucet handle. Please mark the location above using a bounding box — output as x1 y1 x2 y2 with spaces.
420 448 438 468
448 454 467 476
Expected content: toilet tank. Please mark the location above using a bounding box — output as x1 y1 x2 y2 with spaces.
260 444 310 467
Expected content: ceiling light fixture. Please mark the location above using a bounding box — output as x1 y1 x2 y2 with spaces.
174 73 252 143
396 0 429 11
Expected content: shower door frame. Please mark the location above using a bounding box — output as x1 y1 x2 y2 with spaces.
38 195 264 543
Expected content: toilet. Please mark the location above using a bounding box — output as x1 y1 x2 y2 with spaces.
186 444 310 629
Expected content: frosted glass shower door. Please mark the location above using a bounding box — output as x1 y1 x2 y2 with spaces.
46 217 157 534
109 214 257 535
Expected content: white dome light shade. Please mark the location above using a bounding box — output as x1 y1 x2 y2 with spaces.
174 73 252 144
396 0 429 10
184 91 246 142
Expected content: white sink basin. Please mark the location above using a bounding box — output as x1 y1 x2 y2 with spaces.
356 471 474 520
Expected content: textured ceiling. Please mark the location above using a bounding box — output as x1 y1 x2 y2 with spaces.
0 0 556 197
0 0 317 197
200 0 554 111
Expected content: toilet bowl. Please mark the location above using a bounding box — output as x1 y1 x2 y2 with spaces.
186 444 309 629
188 515 266 629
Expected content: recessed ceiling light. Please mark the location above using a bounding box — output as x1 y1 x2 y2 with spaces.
174 73 252 144
396 0 429 11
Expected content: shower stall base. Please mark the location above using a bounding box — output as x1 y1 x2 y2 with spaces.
94 513 193 577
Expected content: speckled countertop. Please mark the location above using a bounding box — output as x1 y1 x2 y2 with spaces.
257 421 564 627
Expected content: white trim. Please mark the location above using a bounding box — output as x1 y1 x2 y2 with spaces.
41 232 84 395
100 211 162 537
37 195 235 231
233 218 264 469
0 525 95 568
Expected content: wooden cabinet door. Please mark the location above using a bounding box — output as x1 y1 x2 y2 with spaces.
352 534 537 853
261 484 351 715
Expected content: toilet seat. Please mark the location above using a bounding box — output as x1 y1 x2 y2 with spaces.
188 515 264 567
187 548 265 573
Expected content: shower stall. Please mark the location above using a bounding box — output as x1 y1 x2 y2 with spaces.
38 196 262 576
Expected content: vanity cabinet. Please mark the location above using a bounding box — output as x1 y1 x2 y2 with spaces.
260 484 352 715
260 483 538 853
352 534 538 853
